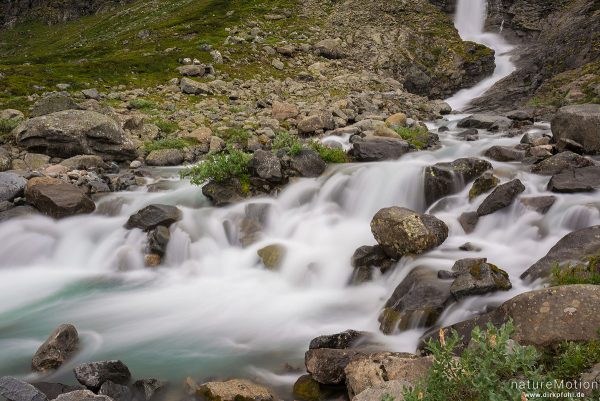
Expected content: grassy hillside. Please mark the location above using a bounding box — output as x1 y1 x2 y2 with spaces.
0 0 302 109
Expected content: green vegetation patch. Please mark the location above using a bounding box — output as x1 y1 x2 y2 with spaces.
0 118 21 137
551 253 600 286
394 126 430 149
310 141 348 163
181 147 252 185
272 131 302 156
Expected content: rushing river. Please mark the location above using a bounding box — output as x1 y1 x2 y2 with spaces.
1 0 597 393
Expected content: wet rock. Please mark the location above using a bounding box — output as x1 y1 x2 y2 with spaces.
288 149 326 177
450 258 511 300
519 196 557 214
457 114 512 131
131 379 167 401
202 180 246 207
32 383 82 400
345 353 432 399
423 285 600 351
292 375 333 401
370 207 448 260
468 171 499 201
147 226 170 256
521 131 551 146
125 204 182 231
180 78 212 95
297 112 334 135
54 390 113 401
476 179 525 216
0 172 27 202
249 150 283 183
350 245 394 284
309 330 369 350
379 266 452 334
458 212 479 234
98 381 132 401
196 379 275 401
73 360 131 390
529 145 554 158
145 149 184 166
31 93 80 117
531 151 594 176
31 324 79 372
144 254 161 267
551 104 600 154
484 145 525 162
26 177 95 219
0 377 48 401
521 225 600 281
15 110 137 161
547 166 600 193
271 101 299 121
0 205 38 222
305 348 364 385
371 207 447 258
60 155 109 171
257 244 285 270
424 158 491 206
351 137 411 162
459 242 482 252
457 128 479 141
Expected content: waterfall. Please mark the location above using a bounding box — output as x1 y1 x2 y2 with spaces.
445 0 515 111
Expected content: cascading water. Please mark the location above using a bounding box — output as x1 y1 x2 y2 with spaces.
445 0 516 111
0 0 594 394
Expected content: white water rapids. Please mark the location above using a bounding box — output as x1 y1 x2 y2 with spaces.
0 0 596 393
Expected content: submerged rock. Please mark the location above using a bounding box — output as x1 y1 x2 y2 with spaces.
350 245 394 283
370 207 448 260
424 158 491 206
73 360 132 390
125 204 182 231
32 324 79 372
468 171 499 201
257 244 285 270
519 196 557 214
476 179 525 216
98 381 131 401
547 166 600 193
531 151 594 176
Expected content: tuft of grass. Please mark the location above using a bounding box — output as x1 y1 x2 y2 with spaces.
541 336 600 380
180 146 252 185
551 253 600 286
272 131 303 155
394 126 430 149
0 118 20 136
152 118 179 135
129 98 156 110
144 137 197 152
218 127 251 146
310 141 348 163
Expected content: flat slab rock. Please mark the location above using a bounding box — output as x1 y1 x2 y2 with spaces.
125 204 182 231
0 376 48 401
547 166 600 193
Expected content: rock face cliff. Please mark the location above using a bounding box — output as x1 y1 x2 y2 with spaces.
1 0 132 27
470 0 600 112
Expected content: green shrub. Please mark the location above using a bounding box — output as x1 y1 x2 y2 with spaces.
152 118 179 135
381 395 395 401
181 147 252 185
394 126 430 150
551 254 600 286
541 335 600 380
129 98 156 110
218 127 250 146
272 131 303 155
311 141 348 163
144 137 197 152
404 322 543 401
0 118 20 136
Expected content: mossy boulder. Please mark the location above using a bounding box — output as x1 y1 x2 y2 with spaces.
257 244 285 270
468 171 499 201
449 258 512 300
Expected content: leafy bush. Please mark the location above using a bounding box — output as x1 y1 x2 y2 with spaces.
394 126 430 149
272 131 303 155
551 254 600 286
0 118 20 136
311 141 348 163
181 147 252 185
218 127 250 146
404 322 542 401
129 98 156 110
144 137 198 152
541 335 600 380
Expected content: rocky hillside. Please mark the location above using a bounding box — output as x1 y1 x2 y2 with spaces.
0 0 133 28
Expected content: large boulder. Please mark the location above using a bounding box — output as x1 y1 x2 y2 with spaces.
423 285 600 350
145 149 184 166
344 353 432 399
449 258 511 300
350 245 394 284
379 266 452 334
202 180 246 207
551 104 600 154
547 166 600 193
15 110 137 161
73 360 131 390
484 145 525 162
249 150 283 183
468 171 499 201
98 381 132 401
370 207 448 260
476 179 525 216
351 138 411 162
25 177 95 219
457 114 512 131
31 93 80 117
288 149 326 177
271 101 299 121
424 158 491 206
297 112 334 135
196 379 275 401
0 377 48 401
0 172 27 202
521 225 600 281
531 151 594 176
131 379 166 401
32 324 79 372
125 204 182 231
180 78 212 95
305 348 364 385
